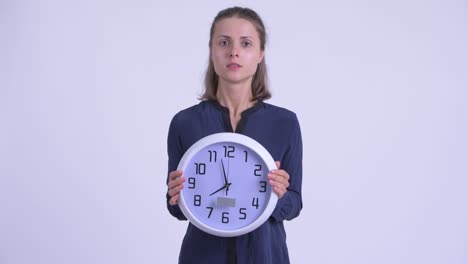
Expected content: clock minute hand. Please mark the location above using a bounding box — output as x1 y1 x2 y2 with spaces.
221 159 228 185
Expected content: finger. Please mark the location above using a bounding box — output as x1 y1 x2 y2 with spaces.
269 176 289 190
273 186 287 199
275 161 281 169
169 170 183 181
167 176 185 190
169 194 179 205
168 182 184 197
268 171 290 186
270 170 290 181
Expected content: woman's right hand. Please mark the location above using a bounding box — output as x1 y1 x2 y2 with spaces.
167 170 185 205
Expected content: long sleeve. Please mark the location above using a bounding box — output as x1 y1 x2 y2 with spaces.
166 114 188 220
271 114 303 222
165 101 303 264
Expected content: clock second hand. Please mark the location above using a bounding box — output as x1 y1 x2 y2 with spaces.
221 159 232 196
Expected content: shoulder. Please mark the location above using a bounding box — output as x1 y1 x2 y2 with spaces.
171 101 214 123
260 102 300 124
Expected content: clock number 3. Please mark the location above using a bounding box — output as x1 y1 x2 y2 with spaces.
259 181 267 192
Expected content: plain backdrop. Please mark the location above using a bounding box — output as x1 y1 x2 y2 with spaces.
1 0 467 263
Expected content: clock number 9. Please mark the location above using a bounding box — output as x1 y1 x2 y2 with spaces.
194 195 201 206
254 164 262 176
223 145 235 158
222 212 230 223
188 177 196 189
195 163 206 175
259 181 267 192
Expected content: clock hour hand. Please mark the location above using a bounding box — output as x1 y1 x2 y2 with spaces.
209 183 231 196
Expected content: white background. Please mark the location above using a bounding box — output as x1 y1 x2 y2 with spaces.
1 0 467 263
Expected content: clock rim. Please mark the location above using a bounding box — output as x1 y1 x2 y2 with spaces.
177 132 278 237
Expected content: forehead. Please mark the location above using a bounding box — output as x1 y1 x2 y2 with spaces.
213 17 259 39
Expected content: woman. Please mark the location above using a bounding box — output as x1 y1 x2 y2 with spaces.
166 6 303 264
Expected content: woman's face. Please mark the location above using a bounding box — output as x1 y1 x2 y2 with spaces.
211 17 264 87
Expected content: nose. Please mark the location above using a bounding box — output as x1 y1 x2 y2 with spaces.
229 44 239 57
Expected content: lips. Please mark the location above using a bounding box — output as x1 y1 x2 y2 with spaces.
226 63 242 70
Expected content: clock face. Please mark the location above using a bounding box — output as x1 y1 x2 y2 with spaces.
177 133 277 237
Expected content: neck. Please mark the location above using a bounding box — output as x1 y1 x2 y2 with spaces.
216 81 255 117
216 80 256 132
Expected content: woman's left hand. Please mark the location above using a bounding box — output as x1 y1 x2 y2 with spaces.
268 161 290 199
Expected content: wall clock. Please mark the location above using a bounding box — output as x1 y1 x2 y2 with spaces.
177 132 278 237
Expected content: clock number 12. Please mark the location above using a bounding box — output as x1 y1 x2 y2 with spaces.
223 145 235 158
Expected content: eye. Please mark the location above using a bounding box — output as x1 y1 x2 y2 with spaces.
241 41 252 48
219 40 229 47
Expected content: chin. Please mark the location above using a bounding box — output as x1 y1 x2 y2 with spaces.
220 74 254 85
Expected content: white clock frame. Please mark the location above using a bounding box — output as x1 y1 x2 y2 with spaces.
177 132 278 237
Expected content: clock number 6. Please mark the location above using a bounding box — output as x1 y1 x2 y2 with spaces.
222 212 230 223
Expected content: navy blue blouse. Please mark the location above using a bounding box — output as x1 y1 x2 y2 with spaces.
167 100 303 264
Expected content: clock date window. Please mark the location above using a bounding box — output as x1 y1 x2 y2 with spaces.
217 197 236 207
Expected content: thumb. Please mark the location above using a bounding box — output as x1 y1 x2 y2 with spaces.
275 161 281 169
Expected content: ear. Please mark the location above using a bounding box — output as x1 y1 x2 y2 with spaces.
258 50 265 64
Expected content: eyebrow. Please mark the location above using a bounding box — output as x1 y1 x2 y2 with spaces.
216 35 253 40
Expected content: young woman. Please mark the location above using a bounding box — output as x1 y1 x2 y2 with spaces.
166 7 303 264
